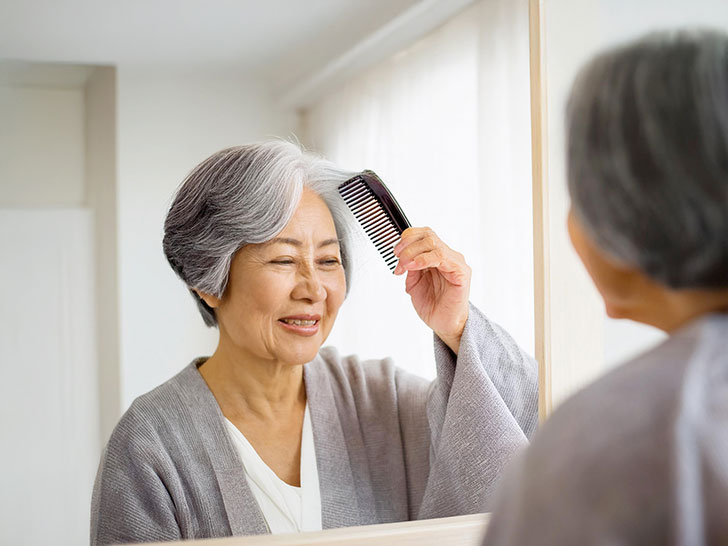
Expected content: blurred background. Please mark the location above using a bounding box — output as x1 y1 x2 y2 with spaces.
1 0 726 544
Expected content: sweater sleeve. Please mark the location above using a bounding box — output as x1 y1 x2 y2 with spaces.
437 303 538 440
90 420 182 545
398 303 538 519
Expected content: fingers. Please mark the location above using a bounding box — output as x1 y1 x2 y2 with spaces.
393 227 431 257
393 227 469 283
400 247 447 272
393 227 439 270
393 227 432 274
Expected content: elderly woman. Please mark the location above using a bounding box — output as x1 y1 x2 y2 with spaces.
90 140 538 544
483 30 728 545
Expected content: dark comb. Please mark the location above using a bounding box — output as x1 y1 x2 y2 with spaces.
338 170 411 272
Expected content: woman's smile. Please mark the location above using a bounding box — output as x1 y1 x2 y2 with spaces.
277 314 321 336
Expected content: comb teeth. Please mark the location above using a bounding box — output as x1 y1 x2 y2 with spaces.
339 179 401 271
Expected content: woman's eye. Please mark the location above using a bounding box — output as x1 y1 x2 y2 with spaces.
320 258 341 266
270 259 294 265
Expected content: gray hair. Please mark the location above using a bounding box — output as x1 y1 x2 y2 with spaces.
163 140 357 327
567 29 728 289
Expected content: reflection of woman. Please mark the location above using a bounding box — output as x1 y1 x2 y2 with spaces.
484 31 728 545
90 141 537 544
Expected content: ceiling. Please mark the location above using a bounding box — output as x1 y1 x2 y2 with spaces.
0 0 420 80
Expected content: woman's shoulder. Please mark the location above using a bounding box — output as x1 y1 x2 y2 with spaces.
522 319 718 491
488 317 728 543
125 361 201 417
553 314 723 433
542 331 694 440
106 360 208 454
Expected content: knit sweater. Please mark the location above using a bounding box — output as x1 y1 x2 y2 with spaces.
91 305 538 544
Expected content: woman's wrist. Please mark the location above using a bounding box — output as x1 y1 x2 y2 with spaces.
436 310 469 355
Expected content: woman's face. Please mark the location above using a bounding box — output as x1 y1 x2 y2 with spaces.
211 189 347 367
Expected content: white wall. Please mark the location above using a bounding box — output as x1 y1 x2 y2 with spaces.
0 84 85 206
545 0 728 404
116 67 299 408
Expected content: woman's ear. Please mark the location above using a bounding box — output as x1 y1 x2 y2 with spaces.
194 289 222 309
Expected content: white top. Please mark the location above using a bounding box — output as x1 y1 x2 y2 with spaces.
224 405 322 534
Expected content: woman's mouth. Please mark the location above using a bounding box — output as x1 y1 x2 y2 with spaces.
278 315 321 336
280 318 317 326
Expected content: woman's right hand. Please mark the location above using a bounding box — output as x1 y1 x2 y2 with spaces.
393 227 472 354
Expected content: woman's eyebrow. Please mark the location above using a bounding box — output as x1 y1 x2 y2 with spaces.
267 237 340 248
267 237 301 247
318 238 340 248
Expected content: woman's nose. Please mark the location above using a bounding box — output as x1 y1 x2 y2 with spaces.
292 268 326 302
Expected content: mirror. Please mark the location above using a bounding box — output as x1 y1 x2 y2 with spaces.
0 0 536 544
537 0 728 409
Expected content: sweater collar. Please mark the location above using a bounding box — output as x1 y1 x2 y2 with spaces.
181 359 269 536
304 355 375 528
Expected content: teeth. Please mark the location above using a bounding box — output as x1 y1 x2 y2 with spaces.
282 319 317 326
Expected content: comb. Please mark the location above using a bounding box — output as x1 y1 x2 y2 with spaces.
338 170 411 272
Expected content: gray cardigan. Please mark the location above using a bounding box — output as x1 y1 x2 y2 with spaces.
91 305 538 544
483 313 728 545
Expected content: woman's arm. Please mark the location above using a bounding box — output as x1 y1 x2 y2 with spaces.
394 307 536 520
394 227 471 355
90 428 182 545
394 227 537 437
437 304 538 438
392 228 537 519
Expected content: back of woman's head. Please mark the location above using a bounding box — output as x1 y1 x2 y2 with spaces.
163 140 355 327
567 29 728 289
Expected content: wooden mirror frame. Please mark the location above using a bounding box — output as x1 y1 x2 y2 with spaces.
528 0 552 423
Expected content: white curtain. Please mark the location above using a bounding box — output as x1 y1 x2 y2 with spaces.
303 0 533 379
